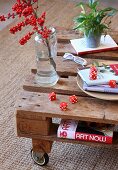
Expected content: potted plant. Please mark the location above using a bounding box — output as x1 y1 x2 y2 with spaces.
73 0 117 48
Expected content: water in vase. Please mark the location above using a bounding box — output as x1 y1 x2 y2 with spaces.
35 52 59 87
35 27 59 87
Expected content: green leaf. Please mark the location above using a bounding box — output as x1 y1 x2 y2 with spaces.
76 2 86 13
90 1 99 10
73 0 117 34
89 0 94 5
102 63 108 69
92 61 100 67
107 9 118 16
73 23 85 31
100 70 106 73
110 70 115 73
74 18 83 23
99 7 117 17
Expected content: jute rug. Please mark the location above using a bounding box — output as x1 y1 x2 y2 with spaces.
0 0 118 169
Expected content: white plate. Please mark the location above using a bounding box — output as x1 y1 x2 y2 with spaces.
77 75 118 101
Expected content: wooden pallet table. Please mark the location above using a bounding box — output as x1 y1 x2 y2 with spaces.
15 29 118 166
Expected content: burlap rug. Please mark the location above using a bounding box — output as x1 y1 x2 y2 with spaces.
0 0 118 169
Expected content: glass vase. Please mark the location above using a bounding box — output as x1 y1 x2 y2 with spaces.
35 27 59 87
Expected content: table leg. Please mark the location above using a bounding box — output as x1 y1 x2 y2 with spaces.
31 138 53 166
32 138 53 153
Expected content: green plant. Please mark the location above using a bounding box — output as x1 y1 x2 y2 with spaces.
74 0 117 36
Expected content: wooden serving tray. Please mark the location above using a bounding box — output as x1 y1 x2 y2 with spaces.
77 75 118 101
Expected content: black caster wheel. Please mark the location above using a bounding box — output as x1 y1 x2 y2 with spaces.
31 149 49 166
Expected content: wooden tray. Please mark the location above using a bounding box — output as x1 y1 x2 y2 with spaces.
77 75 118 101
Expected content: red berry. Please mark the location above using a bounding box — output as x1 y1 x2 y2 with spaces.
0 15 6 21
33 0 38 2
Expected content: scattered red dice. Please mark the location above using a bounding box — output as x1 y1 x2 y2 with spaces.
69 95 78 104
60 102 68 111
109 80 117 88
48 92 56 101
89 73 97 80
90 66 97 73
89 66 97 80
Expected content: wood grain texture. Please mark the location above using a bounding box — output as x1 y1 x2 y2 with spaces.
18 123 118 149
23 74 86 96
16 114 52 136
57 29 118 43
1 0 118 169
16 28 118 148
31 56 118 77
32 139 53 153
16 90 118 125
57 29 118 59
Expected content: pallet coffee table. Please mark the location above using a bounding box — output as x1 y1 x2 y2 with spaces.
15 29 118 166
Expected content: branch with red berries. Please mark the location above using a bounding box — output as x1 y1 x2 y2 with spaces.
0 0 52 45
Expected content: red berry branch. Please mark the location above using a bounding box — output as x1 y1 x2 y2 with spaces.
0 0 52 45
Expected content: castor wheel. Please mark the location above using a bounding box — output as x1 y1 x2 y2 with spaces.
31 149 49 166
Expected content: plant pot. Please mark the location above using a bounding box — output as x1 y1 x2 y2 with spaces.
84 33 101 48
35 27 59 87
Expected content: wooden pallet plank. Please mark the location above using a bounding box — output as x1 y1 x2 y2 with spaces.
32 139 53 153
57 28 118 44
23 74 86 96
23 57 118 94
57 28 83 43
16 115 52 136
57 42 118 60
57 28 118 60
16 90 118 124
31 57 118 76
17 123 118 149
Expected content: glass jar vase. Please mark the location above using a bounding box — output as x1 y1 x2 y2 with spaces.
35 27 59 87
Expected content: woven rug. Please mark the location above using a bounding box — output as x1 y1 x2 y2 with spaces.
0 0 118 170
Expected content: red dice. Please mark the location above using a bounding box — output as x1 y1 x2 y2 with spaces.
109 80 117 88
90 66 97 72
89 66 97 80
69 95 78 104
48 92 56 101
89 73 97 80
60 102 68 111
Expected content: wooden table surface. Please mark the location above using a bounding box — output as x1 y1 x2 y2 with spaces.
15 28 118 148
17 28 118 123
